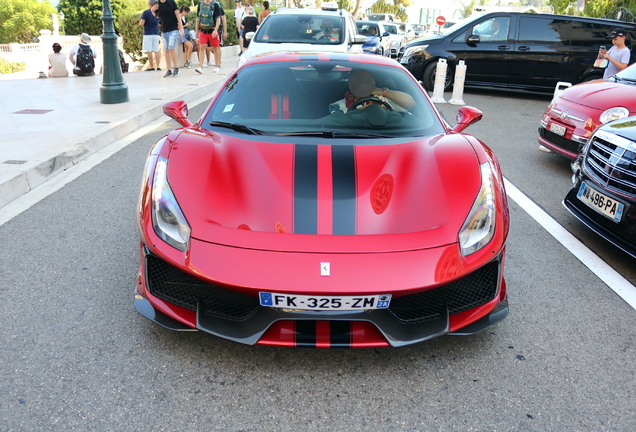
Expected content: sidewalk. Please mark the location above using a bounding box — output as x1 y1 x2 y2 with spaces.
0 47 240 208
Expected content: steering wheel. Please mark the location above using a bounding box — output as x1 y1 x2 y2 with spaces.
347 96 394 112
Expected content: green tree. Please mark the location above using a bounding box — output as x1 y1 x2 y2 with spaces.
369 0 407 22
57 0 145 36
546 0 576 15
0 0 57 43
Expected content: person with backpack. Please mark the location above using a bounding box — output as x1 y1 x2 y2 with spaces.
157 0 185 78
195 0 225 74
69 33 97 76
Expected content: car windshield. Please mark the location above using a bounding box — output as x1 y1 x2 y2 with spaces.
383 24 398 34
204 60 444 138
254 14 344 45
357 22 380 36
614 63 636 82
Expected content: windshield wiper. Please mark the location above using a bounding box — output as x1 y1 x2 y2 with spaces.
276 131 394 138
209 121 267 135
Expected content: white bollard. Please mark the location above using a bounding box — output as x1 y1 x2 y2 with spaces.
430 58 447 104
449 60 467 106
553 81 572 98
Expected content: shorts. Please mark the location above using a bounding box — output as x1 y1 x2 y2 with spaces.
180 31 193 44
199 31 220 48
142 35 160 52
162 30 179 51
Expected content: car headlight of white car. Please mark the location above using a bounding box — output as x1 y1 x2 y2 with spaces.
599 107 629 124
458 162 496 256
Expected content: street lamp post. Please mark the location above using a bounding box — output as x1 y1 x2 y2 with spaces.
100 0 129 104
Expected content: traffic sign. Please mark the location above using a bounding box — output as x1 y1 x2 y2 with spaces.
436 16 446 26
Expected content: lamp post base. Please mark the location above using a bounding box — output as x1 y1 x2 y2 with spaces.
100 83 129 104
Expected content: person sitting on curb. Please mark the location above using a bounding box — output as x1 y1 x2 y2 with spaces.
48 42 69 77
69 33 97 76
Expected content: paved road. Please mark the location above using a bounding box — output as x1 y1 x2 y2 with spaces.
1 91 635 431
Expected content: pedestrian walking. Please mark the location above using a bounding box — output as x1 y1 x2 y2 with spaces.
156 0 185 77
140 0 162 71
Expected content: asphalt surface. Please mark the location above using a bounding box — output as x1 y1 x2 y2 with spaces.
1 89 636 431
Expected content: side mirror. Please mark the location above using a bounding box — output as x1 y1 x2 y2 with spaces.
245 31 255 41
452 106 483 133
467 35 480 46
353 35 367 44
163 101 192 128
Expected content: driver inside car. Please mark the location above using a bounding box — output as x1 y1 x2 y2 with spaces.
314 19 339 41
329 70 416 114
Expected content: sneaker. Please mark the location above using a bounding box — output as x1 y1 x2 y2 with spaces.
173 68 179 77
212 67 220 73
202 63 208 68
184 61 191 69
208 62 214 66
146 68 155 72
157 68 161 71
195 67 203 74
164 70 172 78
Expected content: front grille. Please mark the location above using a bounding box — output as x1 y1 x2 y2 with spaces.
145 255 260 321
584 134 636 199
388 261 500 324
540 127 580 154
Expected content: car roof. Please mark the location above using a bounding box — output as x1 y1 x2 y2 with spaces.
272 7 348 17
243 51 405 68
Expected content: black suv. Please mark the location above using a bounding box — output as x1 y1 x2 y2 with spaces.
400 12 636 92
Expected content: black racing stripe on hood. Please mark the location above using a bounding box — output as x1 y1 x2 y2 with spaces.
332 145 356 235
293 144 318 234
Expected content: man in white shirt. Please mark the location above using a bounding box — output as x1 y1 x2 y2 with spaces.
69 33 97 76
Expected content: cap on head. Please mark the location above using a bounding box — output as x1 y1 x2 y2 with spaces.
348 70 375 98
80 33 91 43
610 28 627 38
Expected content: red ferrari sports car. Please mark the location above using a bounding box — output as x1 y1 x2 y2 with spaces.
135 52 510 348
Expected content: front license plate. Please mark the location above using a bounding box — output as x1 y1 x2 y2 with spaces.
259 292 391 311
576 181 625 222
549 122 567 136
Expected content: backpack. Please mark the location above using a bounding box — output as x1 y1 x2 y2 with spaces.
76 44 94 73
199 1 215 30
118 50 129 73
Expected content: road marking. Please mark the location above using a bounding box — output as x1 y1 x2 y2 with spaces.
505 178 636 310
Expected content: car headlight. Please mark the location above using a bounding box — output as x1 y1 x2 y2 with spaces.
458 162 496 256
151 157 191 251
403 45 428 58
599 107 629 124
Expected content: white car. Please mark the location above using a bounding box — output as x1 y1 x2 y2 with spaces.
381 23 404 58
238 4 366 67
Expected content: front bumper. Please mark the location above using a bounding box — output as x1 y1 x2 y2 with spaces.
564 181 636 258
135 244 508 348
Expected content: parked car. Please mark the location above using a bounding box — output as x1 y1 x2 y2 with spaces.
356 20 392 56
368 13 398 23
564 116 636 258
400 11 636 92
381 22 405 58
238 5 366 67
135 52 510 348
538 63 636 159
411 23 427 38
